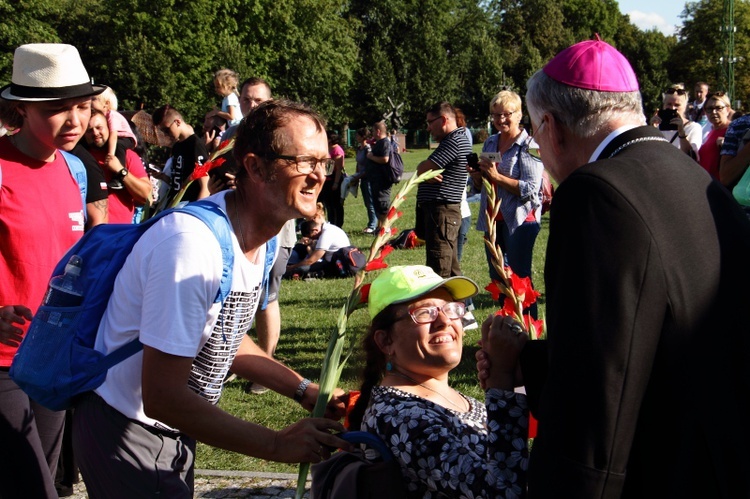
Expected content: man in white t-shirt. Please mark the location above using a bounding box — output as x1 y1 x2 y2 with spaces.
72 100 350 498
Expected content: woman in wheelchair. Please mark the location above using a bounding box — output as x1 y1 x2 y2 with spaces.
347 265 529 498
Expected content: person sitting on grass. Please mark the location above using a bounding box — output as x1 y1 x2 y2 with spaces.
285 218 351 279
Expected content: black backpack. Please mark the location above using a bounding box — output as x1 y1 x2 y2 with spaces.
327 246 366 277
311 431 407 499
388 140 404 184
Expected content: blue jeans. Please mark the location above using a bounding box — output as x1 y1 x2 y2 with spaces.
360 178 377 230
484 219 541 318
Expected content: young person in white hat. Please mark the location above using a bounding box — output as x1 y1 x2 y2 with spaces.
0 43 106 498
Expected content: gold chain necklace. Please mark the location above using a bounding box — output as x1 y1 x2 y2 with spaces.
386 371 467 412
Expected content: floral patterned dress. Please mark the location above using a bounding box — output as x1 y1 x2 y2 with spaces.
361 386 529 498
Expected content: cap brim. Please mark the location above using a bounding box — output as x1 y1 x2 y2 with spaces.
0 83 107 102
390 275 479 307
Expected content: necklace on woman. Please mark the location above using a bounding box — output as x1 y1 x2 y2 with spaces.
387 371 467 412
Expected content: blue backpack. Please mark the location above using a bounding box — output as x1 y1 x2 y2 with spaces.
10 200 277 411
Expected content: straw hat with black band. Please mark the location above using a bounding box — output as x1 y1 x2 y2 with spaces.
0 43 106 102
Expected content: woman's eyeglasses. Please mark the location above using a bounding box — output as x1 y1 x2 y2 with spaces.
705 105 727 113
665 88 687 96
491 111 517 120
265 153 335 175
402 302 466 324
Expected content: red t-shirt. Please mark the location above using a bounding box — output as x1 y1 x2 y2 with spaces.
0 137 85 366
89 148 148 224
698 127 727 181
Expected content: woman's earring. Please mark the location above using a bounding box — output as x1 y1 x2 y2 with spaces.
386 355 393 372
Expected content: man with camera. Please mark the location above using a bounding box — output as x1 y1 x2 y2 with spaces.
655 85 703 159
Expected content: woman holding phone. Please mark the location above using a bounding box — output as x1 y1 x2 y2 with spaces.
468 90 544 317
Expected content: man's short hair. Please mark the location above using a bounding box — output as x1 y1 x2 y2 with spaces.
526 69 644 139
240 77 272 95
372 120 387 133
426 101 456 119
88 110 107 126
151 104 181 127
233 99 326 179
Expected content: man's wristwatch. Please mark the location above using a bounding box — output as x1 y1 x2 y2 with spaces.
293 378 312 403
116 167 129 179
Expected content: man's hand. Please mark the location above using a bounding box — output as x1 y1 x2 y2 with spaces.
208 173 236 194
300 383 347 420
0 305 33 347
271 418 352 463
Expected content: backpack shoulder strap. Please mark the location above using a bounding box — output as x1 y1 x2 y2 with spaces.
260 235 278 309
94 201 234 374
60 150 87 220
178 201 234 303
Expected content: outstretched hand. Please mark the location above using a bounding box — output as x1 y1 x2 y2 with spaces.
0 305 33 347
272 417 352 463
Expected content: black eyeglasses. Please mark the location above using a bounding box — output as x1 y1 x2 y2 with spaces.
521 121 545 160
426 116 443 126
401 302 466 324
265 153 335 175
706 105 727 113
665 88 687 96
159 120 176 135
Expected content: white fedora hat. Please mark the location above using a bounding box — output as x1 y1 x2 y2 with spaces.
0 43 106 102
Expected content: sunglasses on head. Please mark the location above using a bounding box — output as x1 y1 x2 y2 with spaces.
665 88 687 96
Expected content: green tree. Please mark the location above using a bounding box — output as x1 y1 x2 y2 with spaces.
348 0 505 129
0 0 63 80
669 0 750 109
231 0 360 128
614 20 676 115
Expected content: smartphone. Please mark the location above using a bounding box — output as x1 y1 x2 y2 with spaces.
466 153 479 171
480 152 502 163
658 109 679 131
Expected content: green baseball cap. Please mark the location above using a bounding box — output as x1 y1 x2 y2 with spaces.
368 265 479 319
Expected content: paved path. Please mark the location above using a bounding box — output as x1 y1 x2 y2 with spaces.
67 470 309 498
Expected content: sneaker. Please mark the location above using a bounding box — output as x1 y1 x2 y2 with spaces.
244 382 268 395
107 178 124 190
362 227 376 234
461 312 478 330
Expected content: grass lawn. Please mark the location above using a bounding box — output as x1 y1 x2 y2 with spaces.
195 143 549 473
